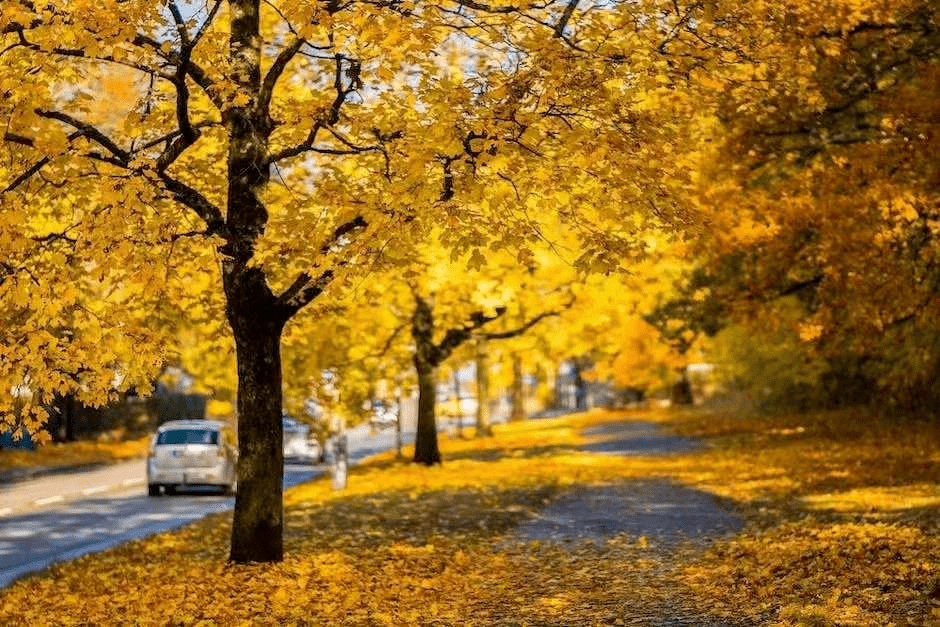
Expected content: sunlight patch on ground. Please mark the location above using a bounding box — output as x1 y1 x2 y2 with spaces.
803 484 940 513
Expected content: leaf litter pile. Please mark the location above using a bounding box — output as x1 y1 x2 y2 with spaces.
0 408 937 625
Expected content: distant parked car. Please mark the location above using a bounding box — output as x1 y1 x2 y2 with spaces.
283 415 321 463
368 400 398 429
147 420 237 497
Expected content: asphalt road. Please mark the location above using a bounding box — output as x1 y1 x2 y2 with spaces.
0 424 412 588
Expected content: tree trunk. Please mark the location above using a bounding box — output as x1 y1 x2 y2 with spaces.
227 299 285 563
572 358 588 410
452 368 463 438
395 388 404 459
222 0 285 563
227 308 285 563
413 359 441 465
535 363 556 412
411 294 442 465
671 366 694 405
474 342 492 437
62 394 75 442
510 354 526 421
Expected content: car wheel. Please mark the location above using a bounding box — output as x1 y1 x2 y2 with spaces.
147 484 161 497
164 485 176 496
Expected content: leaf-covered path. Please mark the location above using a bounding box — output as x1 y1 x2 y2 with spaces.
513 419 740 546
0 407 936 625
504 420 746 626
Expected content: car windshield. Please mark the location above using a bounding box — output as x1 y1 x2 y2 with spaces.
156 429 219 446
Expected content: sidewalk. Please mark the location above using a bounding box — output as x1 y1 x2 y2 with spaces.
0 459 146 516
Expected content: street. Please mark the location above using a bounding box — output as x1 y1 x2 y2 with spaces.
0 424 412 588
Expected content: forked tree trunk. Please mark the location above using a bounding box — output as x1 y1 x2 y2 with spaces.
413 358 441 465
474 343 492 437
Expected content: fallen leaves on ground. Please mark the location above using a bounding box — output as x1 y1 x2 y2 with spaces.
657 408 940 626
0 407 937 625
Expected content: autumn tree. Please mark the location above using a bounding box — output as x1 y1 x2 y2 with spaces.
0 0 711 562
674 0 940 412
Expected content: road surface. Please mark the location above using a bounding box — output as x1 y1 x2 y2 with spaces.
0 424 412 588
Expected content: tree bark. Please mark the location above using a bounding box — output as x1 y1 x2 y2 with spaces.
221 0 287 563
413 359 441 465
474 342 492 437
226 279 286 563
412 294 441 465
510 354 526 421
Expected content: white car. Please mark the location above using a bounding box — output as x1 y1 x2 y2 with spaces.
283 416 321 463
147 420 237 496
368 401 399 429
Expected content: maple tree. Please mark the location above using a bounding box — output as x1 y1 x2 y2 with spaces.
2 0 707 562
328 235 579 464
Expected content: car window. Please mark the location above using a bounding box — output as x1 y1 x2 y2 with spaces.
156 429 219 445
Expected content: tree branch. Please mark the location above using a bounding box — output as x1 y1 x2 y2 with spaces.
478 308 561 340
274 215 369 313
155 172 227 237
276 269 335 313
553 0 580 37
267 53 363 164
3 156 50 193
259 37 306 115
434 306 508 365
35 109 130 165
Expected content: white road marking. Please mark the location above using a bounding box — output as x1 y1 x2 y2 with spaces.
81 485 110 496
32 495 64 506
121 478 142 487
0 508 11 517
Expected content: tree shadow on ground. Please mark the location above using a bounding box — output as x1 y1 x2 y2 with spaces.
284 483 563 551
